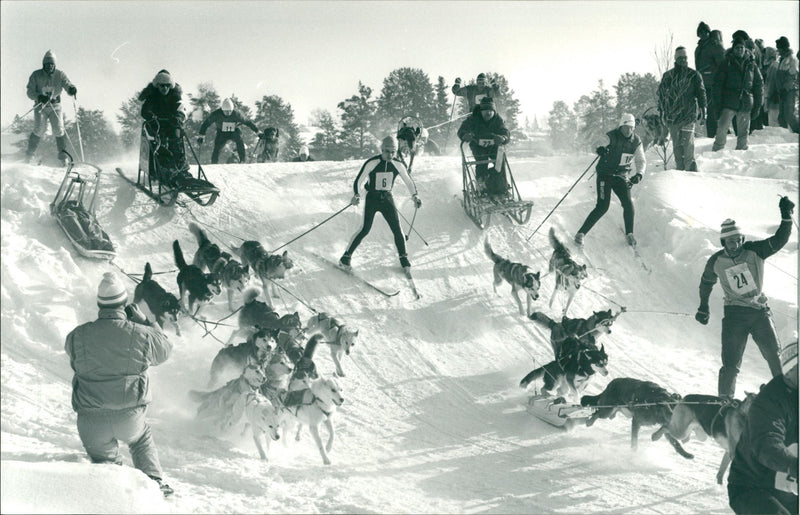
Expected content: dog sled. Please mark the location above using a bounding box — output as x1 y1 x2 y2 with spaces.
118 118 219 206
50 151 116 260
461 140 533 229
526 394 594 430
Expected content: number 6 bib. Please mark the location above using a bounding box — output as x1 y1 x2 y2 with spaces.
374 171 392 191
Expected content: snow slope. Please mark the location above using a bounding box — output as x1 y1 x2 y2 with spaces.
1 128 797 514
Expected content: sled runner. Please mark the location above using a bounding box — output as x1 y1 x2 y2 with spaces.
526 394 594 430
461 140 533 229
50 152 116 260
130 118 219 206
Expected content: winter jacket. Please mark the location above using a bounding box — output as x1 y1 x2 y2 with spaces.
699 219 791 310
457 110 510 146
764 60 780 107
713 48 764 113
26 69 74 104
139 83 186 125
658 66 707 125
65 308 172 413
452 82 500 110
352 155 416 196
776 52 799 92
595 128 645 177
728 375 798 490
199 108 258 136
695 35 725 88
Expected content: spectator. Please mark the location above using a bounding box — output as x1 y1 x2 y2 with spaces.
695 22 725 137
197 98 260 164
775 36 799 133
763 47 781 126
452 73 500 112
712 36 763 151
293 146 314 162
457 97 511 196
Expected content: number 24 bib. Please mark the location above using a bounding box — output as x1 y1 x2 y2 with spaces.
724 263 756 295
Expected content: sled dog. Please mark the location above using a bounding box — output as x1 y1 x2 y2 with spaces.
133 262 182 335
209 328 275 388
484 240 541 316
280 376 344 465
257 127 280 162
233 240 294 306
189 222 251 310
242 390 281 461
548 228 588 316
636 112 669 151
228 288 302 344
651 392 756 483
529 309 614 357
173 240 219 316
519 342 609 401
306 312 359 377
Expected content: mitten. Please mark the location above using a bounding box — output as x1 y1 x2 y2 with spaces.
196 136 205 145
695 307 710 325
37 93 51 104
125 304 149 325
596 146 608 156
66 85 77 97
350 194 360 206
629 173 642 185
412 194 422 209
493 134 506 146
455 77 462 85
779 196 795 218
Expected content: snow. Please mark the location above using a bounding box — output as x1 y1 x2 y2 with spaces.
1 127 798 514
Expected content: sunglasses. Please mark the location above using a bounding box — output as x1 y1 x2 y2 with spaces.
158 83 171 89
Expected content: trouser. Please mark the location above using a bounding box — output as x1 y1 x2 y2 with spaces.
577 174 635 236
728 484 798 515
150 128 189 177
714 108 751 151
778 89 799 133
211 133 246 164
343 191 408 265
76 405 164 480
668 121 697 171
718 305 783 397
702 74 717 137
32 102 65 137
768 104 780 126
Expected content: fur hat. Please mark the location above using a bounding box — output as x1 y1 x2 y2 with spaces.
780 341 798 376
42 50 56 66
477 72 487 80
732 30 750 42
697 22 710 36
479 96 496 111
97 272 128 308
151 69 174 88
619 113 635 127
720 219 743 241
776 36 791 50
221 98 234 112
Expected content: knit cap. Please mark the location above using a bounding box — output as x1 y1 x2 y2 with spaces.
479 96 496 111
300 145 309 157
42 50 56 66
697 22 710 36
151 69 174 87
619 113 635 127
776 36 790 51
780 341 798 375
221 98 234 112
720 219 742 240
477 72 487 80
97 272 128 308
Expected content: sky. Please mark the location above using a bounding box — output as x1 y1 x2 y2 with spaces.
1 1 799 132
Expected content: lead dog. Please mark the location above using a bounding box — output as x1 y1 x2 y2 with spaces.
280 376 344 465
548 228 588 317
305 312 359 377
173 240 219 316
133 262 182 335
189 222 250 310
233 240 294 306
484 240 541 316
651 392 756 483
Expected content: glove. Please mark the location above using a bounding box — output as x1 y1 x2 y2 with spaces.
596 146 608 156
412 194 422 209
350 194 360 206
461 132 474 143
493 134 506 146
779 196 795 218
125 304 149 325
37 93 51 104
196 136 205 145
66 85 77 97
629 173 642 185
789 459 799 481
454 77 462 85
697 107 706 122
695 307 710 325
174 127 182 138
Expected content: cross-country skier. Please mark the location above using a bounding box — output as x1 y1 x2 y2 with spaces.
339 136 422 272
452 72 500 111
197 98 260 164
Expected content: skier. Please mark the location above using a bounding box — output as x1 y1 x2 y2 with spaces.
139 69 189 177
695 196 794 398
574 113 646 247
457 97 511 196
64 273 174 496
727 342 798 514
452 72 500 111
339 136 422 272
197 98 260 164
292 146 314 162
25 50 77 165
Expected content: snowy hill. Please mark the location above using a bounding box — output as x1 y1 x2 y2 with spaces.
1 128 797 514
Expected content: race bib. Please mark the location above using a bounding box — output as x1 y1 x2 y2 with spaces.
221 122 236 132
619 153 634 168
475 93 487 105
374 172 393 191
724 263 757 295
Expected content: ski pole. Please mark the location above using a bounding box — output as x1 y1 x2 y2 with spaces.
525 155 600 242
405 206 418 241
1 102 43 133
397 208 429 246
72 98 85 162
269 203 351 254
442 94 458 154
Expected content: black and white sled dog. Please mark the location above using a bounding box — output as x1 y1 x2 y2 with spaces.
651 392 757 484
209 328 275 388
133 262 182 335
228 287 302 344
233 240 294 306
188 222 250 310
519 339 609 401
173 240 220 316
305 312 359 377
484 239 541 316
581 377 683 452
529 309 615 356
548 228 588 316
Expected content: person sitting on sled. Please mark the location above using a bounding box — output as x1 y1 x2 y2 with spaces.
139 69 189 180
457 97 510 196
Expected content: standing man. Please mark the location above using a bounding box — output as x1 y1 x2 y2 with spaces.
775 37 799 133
452 73 500 112
457 97 511 196
574 113 646 247
197 98 260 164
695 196 794 398
658 46 707 171
728 342 798 515
695 22 724 137
339 136 421 272
712 35 763 151
25 50 77 165
65 272 174 496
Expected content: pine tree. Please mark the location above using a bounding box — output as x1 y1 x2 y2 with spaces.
574 80 616 150
374 67 436 137
337 82 378 159
430 76 451 146
66 108 121 161
309 109 341 161
116 94 143 150
615 73 659 120
548 101 578 152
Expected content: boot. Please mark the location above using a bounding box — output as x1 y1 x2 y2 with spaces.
55 135 68 165
574 232 585 246
25 133 41 162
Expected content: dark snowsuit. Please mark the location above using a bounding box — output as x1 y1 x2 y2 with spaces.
198 108 259 163
728 374 798 515
658 65 707 171
712 48 764 151
695 33 725 136
451 82 500 111
457 108 511 195
139 83 188 175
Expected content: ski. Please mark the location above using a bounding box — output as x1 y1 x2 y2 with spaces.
403 268 421 299
309 252 400 297
620 228 651 273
